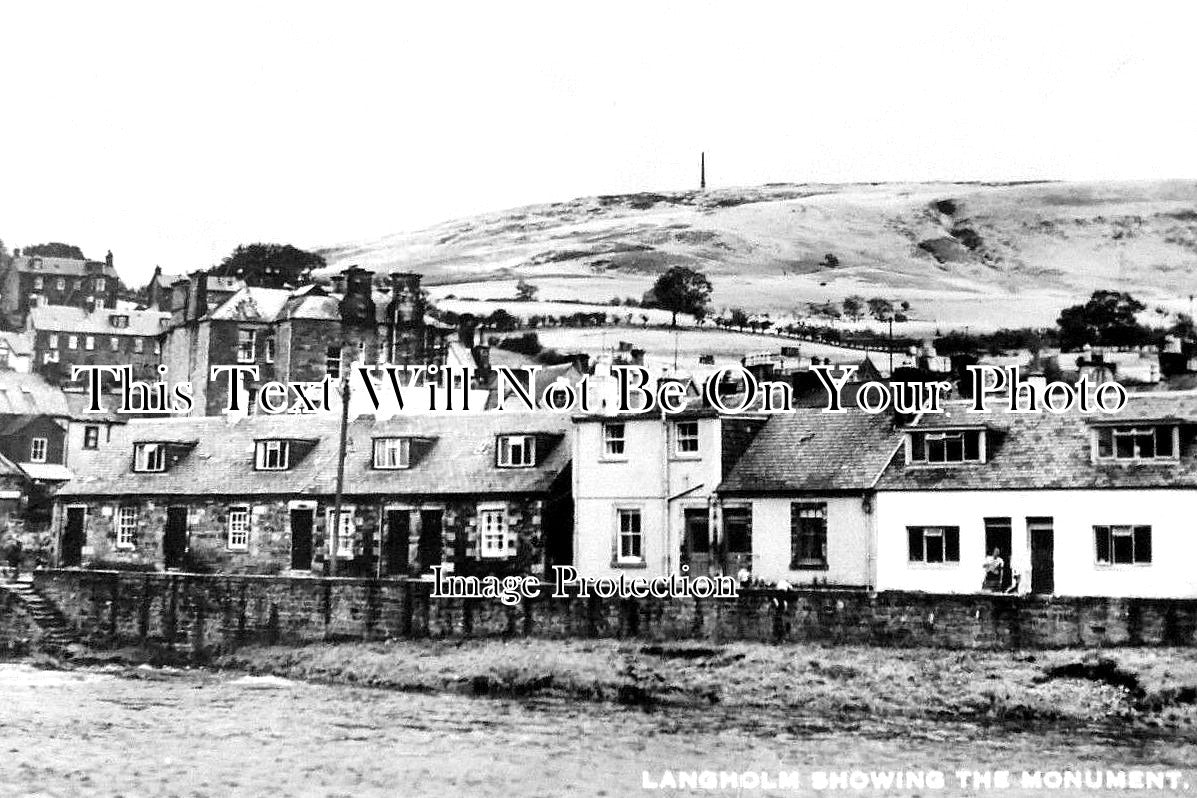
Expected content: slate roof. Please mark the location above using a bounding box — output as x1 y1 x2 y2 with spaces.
27 305 169 336
0 372 69 416
58 411 571 498
10 255 117 278
718 409 905 494
876 392 1197 491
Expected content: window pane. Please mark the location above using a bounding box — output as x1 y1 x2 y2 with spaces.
1134 431 1155 458
1115 432 1135 459
907 527 922 561
925 530 944 563
724 508 751 553
1133 526 1152 563
944 527 960 561
1094 526 1111 563
1112 529 1134 564
944 434 964 462
910 434 925 461
1097 428 1113 458
927 436 945 463
964 430 981 460
1156 428 1174 457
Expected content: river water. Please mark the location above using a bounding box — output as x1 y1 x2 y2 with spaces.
0 664 1191 797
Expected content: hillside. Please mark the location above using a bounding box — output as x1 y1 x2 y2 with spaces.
319 180 1197 331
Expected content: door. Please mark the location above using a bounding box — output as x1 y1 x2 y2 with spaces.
290 507 315 571
680 507 711 577
164 506 188 569
417 509 443 572
62 507 85 567
1028 518 1054 595
383 509 410 576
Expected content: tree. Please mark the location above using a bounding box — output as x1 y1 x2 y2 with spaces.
22 242 85 259
1056 290 1148 350
212 243 324 288
728 308 749 330
648 266 712 327
842 295 865 321
515 278 539 302
867 297 894 320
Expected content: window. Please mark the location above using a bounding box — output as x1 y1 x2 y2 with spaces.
110 315 129 329
55 277 65 291
478 505 512 558
83 425 100 449
255 440 290 470
116 506 137 549
227 506 250 550
84 335 95 351
907 526 960 563
32 276 43 290
264 336 275 363
326 345 342 379
109 336 120 352
67 335 78 350
326 507 354 557
134 338 144 354
1094 525 1152 565
237 329 256 363
154 340 161 356
908 430 984 464
95 298 105 309
48 334 58 349
133 443 167 472
373 437 411 469
95 278 106 292
674 421 700 455
497 435 535 467
790 503 827 569
1095 426 1177 461
43 351 59 364
616 508 643 564
29 438 47 463
723 506 752 554
603 423 626 457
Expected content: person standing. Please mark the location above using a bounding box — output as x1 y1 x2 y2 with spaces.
981 547 1004 592
5 537 23 582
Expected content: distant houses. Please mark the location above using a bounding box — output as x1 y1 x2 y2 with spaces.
0 249 120 327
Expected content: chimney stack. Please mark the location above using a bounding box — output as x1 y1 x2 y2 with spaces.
387 272 425 327
339 266 377 329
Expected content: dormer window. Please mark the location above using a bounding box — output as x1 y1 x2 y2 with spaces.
907 429 985 465
133 443 167 472
255 440 290 470
373 437 411 469
497 435 535 468
110 314 129 329
1094 425 1178 462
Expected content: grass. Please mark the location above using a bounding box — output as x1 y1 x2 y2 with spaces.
209 640 1197 733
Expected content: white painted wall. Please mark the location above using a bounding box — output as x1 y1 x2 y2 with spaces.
573 416 723 578
874 489 1197 598
747 495 873 587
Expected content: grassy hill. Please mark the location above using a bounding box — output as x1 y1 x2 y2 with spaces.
319 180 1197 331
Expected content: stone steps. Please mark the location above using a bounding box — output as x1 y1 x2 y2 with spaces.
1 581 77 650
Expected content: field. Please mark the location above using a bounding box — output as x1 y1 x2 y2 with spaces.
321 180 1197 331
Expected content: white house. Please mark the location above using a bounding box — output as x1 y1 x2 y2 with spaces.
716 410 904 587
572 400 765 579
873 392 1197 599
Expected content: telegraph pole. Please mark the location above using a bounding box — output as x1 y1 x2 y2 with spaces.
700 152 706 191
329 352 351 577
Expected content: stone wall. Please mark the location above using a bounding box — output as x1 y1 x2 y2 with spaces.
27 569 1197 654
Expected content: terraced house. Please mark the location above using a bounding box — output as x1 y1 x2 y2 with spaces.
872 392 1197 599
52 412 573 576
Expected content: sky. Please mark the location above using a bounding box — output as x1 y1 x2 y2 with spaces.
2 0 1195 286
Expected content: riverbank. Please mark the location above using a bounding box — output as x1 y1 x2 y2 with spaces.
20 639 1197 735
201 640 1197 735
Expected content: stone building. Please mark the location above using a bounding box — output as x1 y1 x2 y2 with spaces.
53 411 573 576
161 268 452 416
0 250 120 327
26 303 169 385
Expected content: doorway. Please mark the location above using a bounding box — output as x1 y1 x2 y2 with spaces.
983 517 1012 591
62 506 85 567
383 509 410 576
164 506 188 570
1028 518 1054 594
680 507 711 577
416 509 443 572
290 505 315 571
